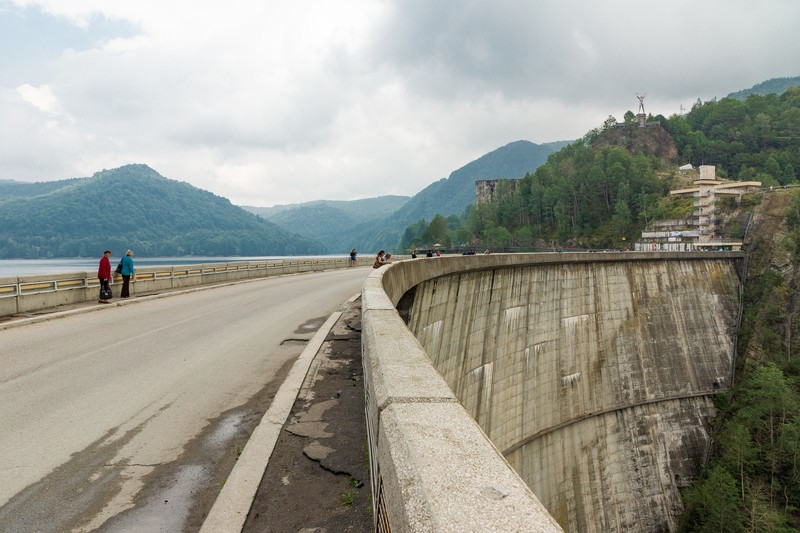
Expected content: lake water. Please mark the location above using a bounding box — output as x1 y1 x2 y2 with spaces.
0 255 351 277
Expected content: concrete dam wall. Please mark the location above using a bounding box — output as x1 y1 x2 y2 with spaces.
400 255 741 532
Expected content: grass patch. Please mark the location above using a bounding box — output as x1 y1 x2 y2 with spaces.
341 489 357 506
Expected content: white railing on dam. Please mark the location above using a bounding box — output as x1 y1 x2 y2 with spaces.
361 251 744 532
0 257 356 318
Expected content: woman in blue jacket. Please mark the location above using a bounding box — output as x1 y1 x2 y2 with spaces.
120 250 136 298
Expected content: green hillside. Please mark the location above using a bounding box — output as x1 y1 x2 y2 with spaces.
0 164 322 258
356 139 570 252
0 178 84 203
727 76 800 100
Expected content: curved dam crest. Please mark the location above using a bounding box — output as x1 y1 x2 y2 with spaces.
402 258 740 532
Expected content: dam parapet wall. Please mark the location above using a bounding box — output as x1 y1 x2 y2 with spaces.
362 252 743 532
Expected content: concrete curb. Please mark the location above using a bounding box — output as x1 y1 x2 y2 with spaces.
199 294 358 532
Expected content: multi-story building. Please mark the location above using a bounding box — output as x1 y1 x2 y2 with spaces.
635 165 761 251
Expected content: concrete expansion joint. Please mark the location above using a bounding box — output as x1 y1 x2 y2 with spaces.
377 396 460 414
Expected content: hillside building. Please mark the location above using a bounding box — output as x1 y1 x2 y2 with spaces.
635 165 761 251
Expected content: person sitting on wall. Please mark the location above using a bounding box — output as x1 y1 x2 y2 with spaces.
373 250 390 268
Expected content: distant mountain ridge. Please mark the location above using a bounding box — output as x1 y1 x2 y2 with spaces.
727 76 800 100
352 139 570 252
245 139 569 253
0 178 85 202
248 196 410 220
242 196 410 252
0 164 321 258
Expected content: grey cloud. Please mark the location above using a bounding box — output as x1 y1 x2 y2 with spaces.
359 0 800 110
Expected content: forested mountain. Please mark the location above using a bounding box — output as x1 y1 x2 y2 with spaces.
469 137 672 249
662 88 800 184
727 76 800 100
0 164 322 258
419 86 800 253
354 139 570 253
242 195 410 253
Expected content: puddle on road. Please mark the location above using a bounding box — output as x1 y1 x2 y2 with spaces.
281 338 308 346
100 464 207 533
294 316 326 334
203 412 247 450
98 410 251 532
97 358 296 532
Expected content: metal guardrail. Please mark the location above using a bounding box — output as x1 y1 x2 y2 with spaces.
0 257 359 317
0 284 18 297
0 259 345 297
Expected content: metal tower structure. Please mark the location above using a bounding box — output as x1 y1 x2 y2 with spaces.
636 93 646 115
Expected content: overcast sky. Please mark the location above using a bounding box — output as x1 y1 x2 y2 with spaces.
1 1 798 207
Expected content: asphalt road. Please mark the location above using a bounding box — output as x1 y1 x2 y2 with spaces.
0 267 370 532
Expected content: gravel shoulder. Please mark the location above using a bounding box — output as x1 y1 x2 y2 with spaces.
242 298 372 532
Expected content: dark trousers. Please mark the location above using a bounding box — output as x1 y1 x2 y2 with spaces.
121 275 131 298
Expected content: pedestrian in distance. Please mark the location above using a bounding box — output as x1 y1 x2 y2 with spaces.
98 250 112 303
350 249 358 266
373 250 390 268
120 249 136 298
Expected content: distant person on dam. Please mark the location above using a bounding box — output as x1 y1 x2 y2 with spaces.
120 250 136 298
97 250 112 304
350 249 358 266
373 250 390 268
